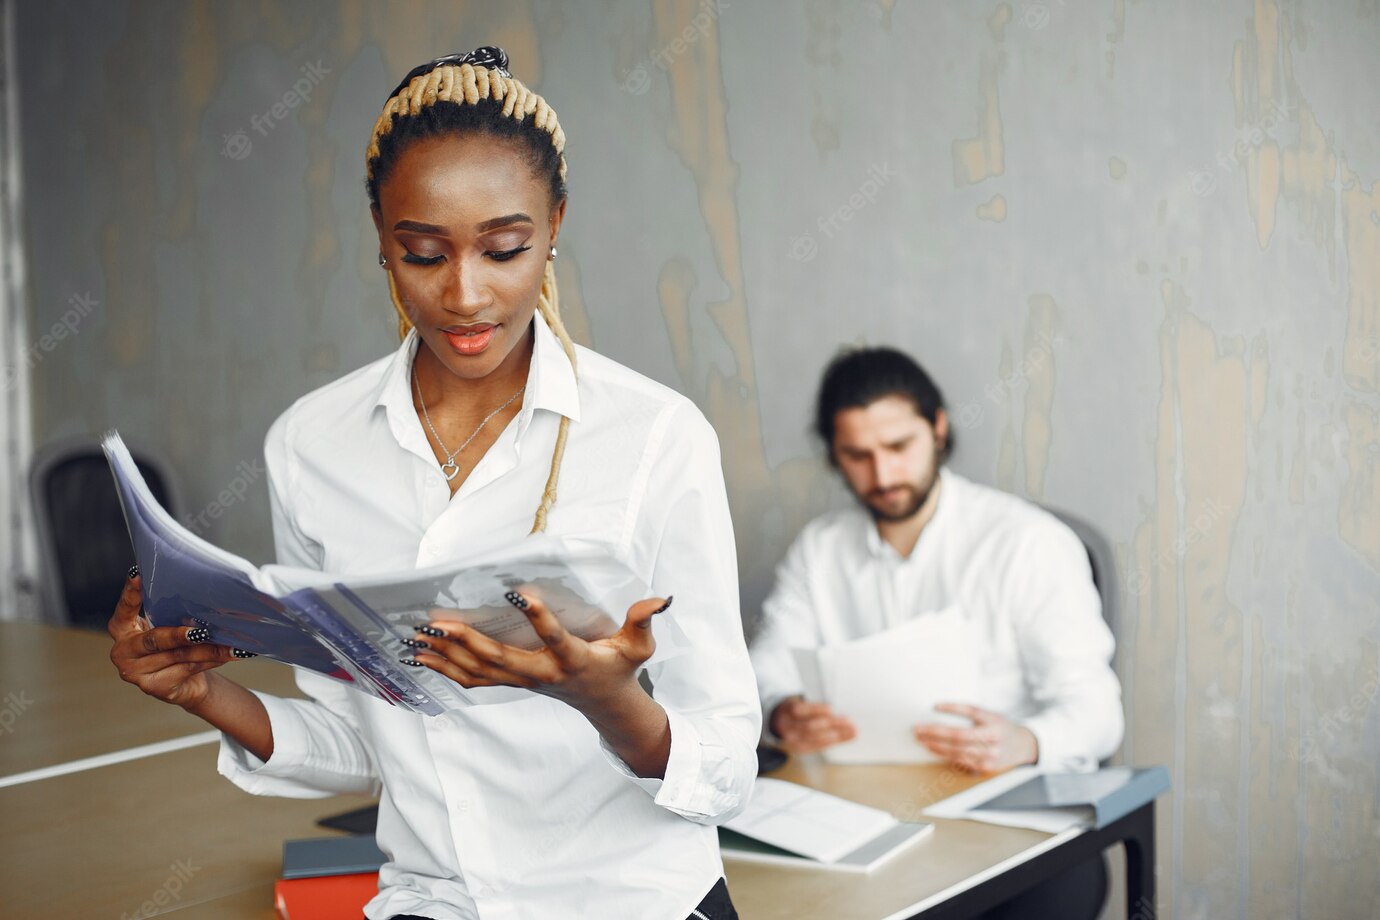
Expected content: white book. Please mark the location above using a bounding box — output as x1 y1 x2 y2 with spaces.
102 430 673 714
720 778 933 873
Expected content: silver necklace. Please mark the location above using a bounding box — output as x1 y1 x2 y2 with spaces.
412 365 526 482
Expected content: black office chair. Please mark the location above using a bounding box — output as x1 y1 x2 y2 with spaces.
29 436 180 629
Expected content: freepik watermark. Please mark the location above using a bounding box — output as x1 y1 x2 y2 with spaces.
1128 895 1157 920
182 458 266 534
1124 497 1231 596
1357 337 1380 367
619 0 729 94
119 859 200 920
1295 668 1380 765
1189 100 1295 197
2 292 99 391
0 690 34 735
789 162 898 262
221 59 331 160
950 330 1066 429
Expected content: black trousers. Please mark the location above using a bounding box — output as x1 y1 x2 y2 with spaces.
975 853 1108 920
387 876 738 920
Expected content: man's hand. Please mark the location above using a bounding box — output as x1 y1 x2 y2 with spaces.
770 697 856 754
913 702 1038 773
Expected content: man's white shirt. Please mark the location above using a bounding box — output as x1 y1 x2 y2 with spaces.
216 313 761 920
750 467 1123 772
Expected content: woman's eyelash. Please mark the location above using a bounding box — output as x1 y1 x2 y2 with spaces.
487 245 532 262
398 245 531 265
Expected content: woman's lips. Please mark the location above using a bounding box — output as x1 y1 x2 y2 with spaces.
443 325 495 356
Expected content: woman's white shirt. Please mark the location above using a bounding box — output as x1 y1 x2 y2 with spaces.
217 313 761 920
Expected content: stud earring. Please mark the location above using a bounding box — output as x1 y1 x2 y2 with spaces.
548 246 557 260
378 252 387 267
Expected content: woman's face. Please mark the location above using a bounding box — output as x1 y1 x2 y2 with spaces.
372 132 564 383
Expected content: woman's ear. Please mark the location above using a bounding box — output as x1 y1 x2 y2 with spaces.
548 198 567 250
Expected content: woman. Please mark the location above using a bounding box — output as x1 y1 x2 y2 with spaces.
108 47 758 920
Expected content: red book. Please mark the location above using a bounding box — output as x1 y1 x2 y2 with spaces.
274 872 379 920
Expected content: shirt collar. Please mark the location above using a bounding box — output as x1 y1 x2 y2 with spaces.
369 311 582 427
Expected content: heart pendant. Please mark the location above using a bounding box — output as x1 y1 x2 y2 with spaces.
441 458 460 481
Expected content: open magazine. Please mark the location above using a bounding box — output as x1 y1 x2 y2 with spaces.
102 430 659 716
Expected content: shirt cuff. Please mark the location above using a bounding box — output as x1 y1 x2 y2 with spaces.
598 706 739 820
216 690 345 798
1022 714 1098 774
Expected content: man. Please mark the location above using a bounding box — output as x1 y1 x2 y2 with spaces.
750 346 1122 919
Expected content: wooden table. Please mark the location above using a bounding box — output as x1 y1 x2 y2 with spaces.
726 757 1156 919
0 624 1156 918
0 622 343 919
0 622 304 778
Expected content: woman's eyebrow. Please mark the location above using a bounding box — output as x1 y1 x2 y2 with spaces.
392 214 533 235
475 213 533 232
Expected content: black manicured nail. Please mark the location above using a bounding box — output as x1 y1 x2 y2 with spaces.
400 638 430 649
504 591 529 610
231 648 257 659
652 595 674 615
127 564 139 579
400 657 424 667
187 627 211 643
415 625 445 638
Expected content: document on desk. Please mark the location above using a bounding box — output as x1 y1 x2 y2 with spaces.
102 430 664 716
923 767 1088 833
792 607 982 765
926 765 1171 832
721 777 933 873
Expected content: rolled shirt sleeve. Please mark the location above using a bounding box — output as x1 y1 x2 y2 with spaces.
216 408 381 798
595 401 761 824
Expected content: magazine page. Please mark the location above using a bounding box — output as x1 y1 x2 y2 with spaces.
105 430 676 714
103 431 371 687
286 537 652 707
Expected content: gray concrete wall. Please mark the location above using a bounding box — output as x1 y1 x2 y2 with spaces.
14 1 1378 916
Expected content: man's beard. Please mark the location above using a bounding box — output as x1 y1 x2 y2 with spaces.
860 467 939 523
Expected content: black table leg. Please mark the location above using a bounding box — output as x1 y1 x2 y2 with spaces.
1122 803 1156 919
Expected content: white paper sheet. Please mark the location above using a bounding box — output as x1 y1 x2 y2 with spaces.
922 766 1090 833
792 606 982 764
726 778 900 864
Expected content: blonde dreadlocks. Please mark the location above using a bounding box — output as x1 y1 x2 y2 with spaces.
365 48 576 534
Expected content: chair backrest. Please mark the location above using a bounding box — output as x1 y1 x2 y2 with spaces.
29 437 179 629
1043 505 1119 647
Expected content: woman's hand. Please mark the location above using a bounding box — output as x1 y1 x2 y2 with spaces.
407 591 676 777
407 592 673 712
107 569 239 711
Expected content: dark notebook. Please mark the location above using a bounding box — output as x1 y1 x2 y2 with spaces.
973 765 1170 829
282 835 388 880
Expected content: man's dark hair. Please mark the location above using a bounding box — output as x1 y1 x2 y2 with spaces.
813 346 953 461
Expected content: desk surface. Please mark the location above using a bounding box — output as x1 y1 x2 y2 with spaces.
0 622 304 778
0 623 1072 919
724 759 1057 919
0 744 350 919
